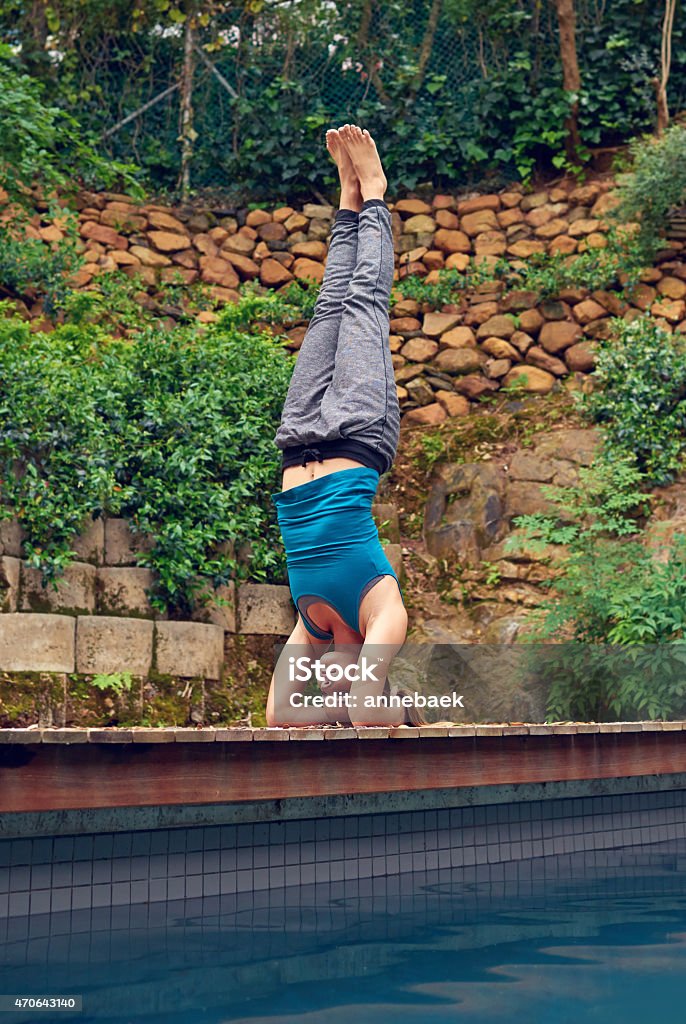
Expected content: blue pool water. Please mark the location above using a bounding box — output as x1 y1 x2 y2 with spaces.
2 838 686 1022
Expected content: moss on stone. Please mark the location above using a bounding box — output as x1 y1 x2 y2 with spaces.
0 671 65 726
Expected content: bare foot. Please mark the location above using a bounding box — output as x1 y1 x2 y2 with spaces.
326 127 362 213
339 125 387 202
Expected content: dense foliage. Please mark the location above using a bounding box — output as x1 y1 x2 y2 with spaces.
511 459 686 720
1 0 684 199
0 44 140 207
578 315 686 485
510 308 686 719
0 293 294 615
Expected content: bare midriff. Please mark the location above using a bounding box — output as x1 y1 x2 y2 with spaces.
281 456 367 491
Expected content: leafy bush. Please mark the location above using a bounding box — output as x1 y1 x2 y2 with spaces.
608 122 686 262
0 226 83 315
0 296 294 615
0 45 141 206
577 315 686 484
510 458 686 719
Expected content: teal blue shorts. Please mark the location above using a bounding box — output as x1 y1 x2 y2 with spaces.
271 467 401 640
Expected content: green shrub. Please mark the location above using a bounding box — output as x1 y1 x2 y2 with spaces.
0 44 141 207
608 122 686 262
0 223 82 315
510 457 686 719
577 314 686 484
0 296 294 615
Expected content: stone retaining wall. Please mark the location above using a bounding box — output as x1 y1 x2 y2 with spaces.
12 178 686 425
0 512 403 677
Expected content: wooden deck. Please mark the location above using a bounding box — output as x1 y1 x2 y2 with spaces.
1 724 686 815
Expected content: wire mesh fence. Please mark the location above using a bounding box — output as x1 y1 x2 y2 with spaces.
18 0 684 198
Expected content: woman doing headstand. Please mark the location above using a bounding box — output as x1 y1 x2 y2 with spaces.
266 125 416 728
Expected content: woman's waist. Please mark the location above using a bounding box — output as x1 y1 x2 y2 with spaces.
284 531 386 566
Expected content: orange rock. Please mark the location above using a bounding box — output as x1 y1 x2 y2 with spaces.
564 341 596 372
457 194 501 215
80 221 129 250
147 210 188 234
538 320 582 353
271 251 294 269
503 366 555 394
435 391 470 416
199 255 240 288
258 221 287 242
440 326 477 349
284 212 309 233
208 227 229 244
548 235 577 255
474 231 506 256
39 224 64 243
293 257 325 283
192 234 219 256
435 209 459 229
160 267 198 285
129 245 171 267
434 228 471 254
291 240 327 260
273 206 295 223
171 248 198 269
507 239 546 258
122 264 157 286
246 209 272 227
422 312 460 337
260 258 293 287
395 198 432 216
222 252 259 279
401 337 438 362
208 285 241 304
402 403 447 426
481 337 519 360
109 250 140 266
525 346 567 376
444 252 471 271
148 230 191 252
460 209 499 235
432 194 456 210
222 233 256 256
423 250 445 270
572 298 607 325
100 209 147 231
390 316 422 333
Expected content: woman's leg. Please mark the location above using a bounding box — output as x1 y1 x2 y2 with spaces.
315 128 400 475
274 129 361 451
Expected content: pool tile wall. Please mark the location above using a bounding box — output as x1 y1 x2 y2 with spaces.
2 788 686 920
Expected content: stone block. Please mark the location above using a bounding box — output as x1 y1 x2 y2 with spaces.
20 561 96 614
104 518 155 566
71 516 105 564
193 581 236 632
384 543 405 583
154 621 224 679
96 567 156 617
0 519 23 557
237 584 295 635
0 613 75 672
372 504 401 544
0 556 20 611
76 616 153 675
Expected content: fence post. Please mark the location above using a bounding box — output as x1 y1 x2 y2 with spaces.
178 17 196 200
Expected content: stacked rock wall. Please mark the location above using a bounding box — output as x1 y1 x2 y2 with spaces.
0 512 402 678
14 176 686 426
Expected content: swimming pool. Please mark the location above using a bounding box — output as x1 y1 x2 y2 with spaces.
2 788 686 1022
1 837 686 1022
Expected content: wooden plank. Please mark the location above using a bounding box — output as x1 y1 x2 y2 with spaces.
1 732 685 814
